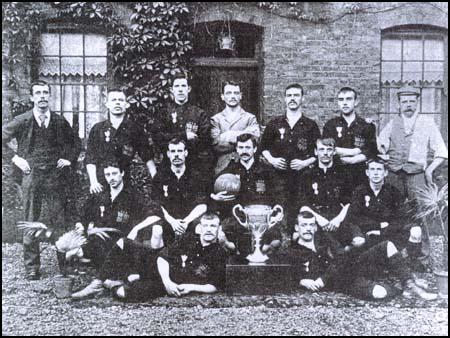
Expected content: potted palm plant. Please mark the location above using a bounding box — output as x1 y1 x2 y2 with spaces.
414 183 448 298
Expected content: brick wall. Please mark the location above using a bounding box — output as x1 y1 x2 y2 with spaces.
192 2 448 130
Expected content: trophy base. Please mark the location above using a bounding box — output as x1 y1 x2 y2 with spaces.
246 253 269 264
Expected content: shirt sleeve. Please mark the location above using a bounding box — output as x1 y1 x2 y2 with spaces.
322 120 334 139
377 120 393 155
2 115 23 157
428 121 448 160
259 121 275 153
360 122 378 159
210 115 233 153
309 122 321 158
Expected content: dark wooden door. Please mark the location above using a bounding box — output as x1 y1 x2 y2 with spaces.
190 65 260 119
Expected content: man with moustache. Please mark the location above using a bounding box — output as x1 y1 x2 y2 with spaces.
260 83 321 227
285 210 437 301
2 80 81 280
323 87 378 188
211 81 260 174
103 212 227 302
211 134 281 258
378 86 448 263
378 86 448 198
85 88 157 194
151 138 208 246
151 73 213 194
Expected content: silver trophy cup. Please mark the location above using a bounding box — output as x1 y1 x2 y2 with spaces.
232 204 284 264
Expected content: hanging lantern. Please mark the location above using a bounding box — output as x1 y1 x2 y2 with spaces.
218 33 236 51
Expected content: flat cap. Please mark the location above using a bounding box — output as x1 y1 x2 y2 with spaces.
397 85 420 97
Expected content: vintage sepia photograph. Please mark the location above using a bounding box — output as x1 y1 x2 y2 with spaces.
2 2 448 336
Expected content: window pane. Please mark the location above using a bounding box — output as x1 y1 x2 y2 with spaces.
382 39 401 60
41 33 59 56
403 39 423 61
424 62 444 82
84 34 107 56
381 62 401 82
421 88 441 113
61 57 83 76
403 62 422 82
424 39 444 60
48 85 61 113
86 84 104 112
61 34 83 56
39 57 60 76
85 57 107 76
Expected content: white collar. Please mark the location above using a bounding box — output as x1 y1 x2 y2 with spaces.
33 109 51 128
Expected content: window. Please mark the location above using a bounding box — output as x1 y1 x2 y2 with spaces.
381 27 447 130
38 31 108 140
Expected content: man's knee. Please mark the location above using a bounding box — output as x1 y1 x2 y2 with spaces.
409 226 422 243
386 241 398 258
116 286 126 299
372 285 388 299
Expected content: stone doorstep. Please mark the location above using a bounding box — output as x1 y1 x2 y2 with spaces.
226 258 297 295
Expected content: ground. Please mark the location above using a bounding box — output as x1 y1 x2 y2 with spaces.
2 242 448 336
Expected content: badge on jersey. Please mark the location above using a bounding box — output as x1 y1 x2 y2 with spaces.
354 135 366 148
312 182 319 195
279 128 286 140
104 130 111 142
122 144 134 157
116 210 130 223
181 254 188 268
256 180 266 193
336 126 343 138
100 206 105 218
297 138 308 152
365 195 371 207
163 185 169 197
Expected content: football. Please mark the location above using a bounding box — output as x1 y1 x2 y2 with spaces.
214 173 241 194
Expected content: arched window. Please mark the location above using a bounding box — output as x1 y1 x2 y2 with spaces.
37 24 108 141
380 25 448 139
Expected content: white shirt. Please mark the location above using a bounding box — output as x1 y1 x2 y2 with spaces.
33 109 51 128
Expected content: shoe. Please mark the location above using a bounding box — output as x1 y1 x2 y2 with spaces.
103 279 123 290
25 271 41 281
402 280 437 301
71 279 103 299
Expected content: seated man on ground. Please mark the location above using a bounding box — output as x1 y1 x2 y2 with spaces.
114 212 228 301
210 133 281 259
284 210 437 301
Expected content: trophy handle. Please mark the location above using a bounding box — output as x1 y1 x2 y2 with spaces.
269 204 284 227
232 204 248 227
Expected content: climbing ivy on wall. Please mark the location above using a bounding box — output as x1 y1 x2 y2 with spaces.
3 1 193 127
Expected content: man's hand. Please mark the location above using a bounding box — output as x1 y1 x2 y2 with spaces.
169 219 187 236
210 191 236 202
56 158 71 169
177 284 194 296
89 180 103 194
186 131 198 141
266 155 288 170
12 155 31 174
290 159 308 171
221 130 240 144
315 278 325 289
164 280 181 297
300 279 321 292
327 217 342 232
366 230 381 236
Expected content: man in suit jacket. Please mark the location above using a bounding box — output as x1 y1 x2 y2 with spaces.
2 80 81 280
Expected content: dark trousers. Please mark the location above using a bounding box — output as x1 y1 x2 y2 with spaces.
21 167 68 273
335 241 411 300
99 239 165 302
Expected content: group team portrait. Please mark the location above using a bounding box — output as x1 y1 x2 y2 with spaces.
2 2 448 336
